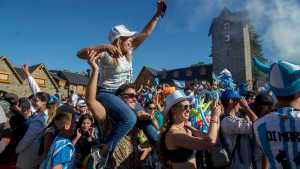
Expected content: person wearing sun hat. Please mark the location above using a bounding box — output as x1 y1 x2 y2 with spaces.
253 58 300 169
159 90 222 169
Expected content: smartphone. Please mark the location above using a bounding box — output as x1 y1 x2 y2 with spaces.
158 0 167 17
162 1 167 16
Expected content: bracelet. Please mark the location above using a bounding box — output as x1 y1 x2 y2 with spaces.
210 118 219 124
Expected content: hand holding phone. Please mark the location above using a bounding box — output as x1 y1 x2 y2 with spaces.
157 0 167 17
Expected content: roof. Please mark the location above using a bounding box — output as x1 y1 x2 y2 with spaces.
15 64 59 90
144 66 160 76
158 64 213 83
135 66 160 84
57 71 89 86
1 56 90 88
50 72 64 81
0 56 23 83
14 67 26 80
15 64 43 80
29 64 41 73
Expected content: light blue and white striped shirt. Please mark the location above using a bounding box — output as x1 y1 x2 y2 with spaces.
254 107 300 169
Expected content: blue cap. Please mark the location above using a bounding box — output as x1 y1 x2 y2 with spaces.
221 90 242 102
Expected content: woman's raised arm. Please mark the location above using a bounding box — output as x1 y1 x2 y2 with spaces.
86 51 106 122
132 2 165 49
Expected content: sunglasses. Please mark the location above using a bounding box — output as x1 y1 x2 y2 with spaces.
120 93 138 99
176 104 193 110
147 107 156 111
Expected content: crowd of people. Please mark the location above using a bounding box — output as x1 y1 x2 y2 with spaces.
1 57 300 169
1 1 300 169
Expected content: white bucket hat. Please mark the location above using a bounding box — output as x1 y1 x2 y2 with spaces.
108 25 137 43
164 90 193 115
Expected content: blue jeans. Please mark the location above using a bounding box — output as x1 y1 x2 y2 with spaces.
96 91 137 150
133 104 159 145
136 120 159 145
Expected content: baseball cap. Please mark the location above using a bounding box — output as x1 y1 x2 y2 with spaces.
108 25 137 43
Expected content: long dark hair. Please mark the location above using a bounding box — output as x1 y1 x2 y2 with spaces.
158 104 176 168
76 114 94 134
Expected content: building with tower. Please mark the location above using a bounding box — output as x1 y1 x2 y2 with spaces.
209 8 253 84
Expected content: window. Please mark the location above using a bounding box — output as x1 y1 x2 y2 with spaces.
185 69 193 77
224 22 230 30
58 80 66 88
76 85 84 93
161 71 167 79
173 71 179 78
35 77 46 87
224 34 230 42
76 85 85 96
199 68 207 75
0 72 9 83
224 22 230 42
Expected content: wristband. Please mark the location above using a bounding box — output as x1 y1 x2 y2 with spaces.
210 118 219 124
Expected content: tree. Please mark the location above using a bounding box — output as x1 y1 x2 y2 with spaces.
249 24 268 85
190 61 206 67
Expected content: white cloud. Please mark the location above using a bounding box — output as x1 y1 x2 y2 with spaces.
246 0 300 63
167 0 300 63
172 0 244 31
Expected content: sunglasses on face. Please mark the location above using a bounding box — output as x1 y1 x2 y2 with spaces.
147 107 156 111
176 104 193 111
120 93 138 99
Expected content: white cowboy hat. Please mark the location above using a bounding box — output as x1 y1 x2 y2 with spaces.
164 90 193 115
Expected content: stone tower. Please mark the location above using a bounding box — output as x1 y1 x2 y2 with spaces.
209 8 252 84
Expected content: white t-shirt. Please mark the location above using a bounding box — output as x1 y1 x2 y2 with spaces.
98 52 133 90
254 107 300 169
71 94 79 107
221 115 254 169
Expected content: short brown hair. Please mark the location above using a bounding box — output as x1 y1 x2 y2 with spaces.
115 83 136 96
54 112 72 126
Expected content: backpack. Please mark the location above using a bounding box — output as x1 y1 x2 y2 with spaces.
208 115 241 169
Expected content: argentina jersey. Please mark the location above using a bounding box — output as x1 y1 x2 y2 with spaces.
254 107 300 169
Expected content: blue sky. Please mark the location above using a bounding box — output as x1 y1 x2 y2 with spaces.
0 0 282 77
